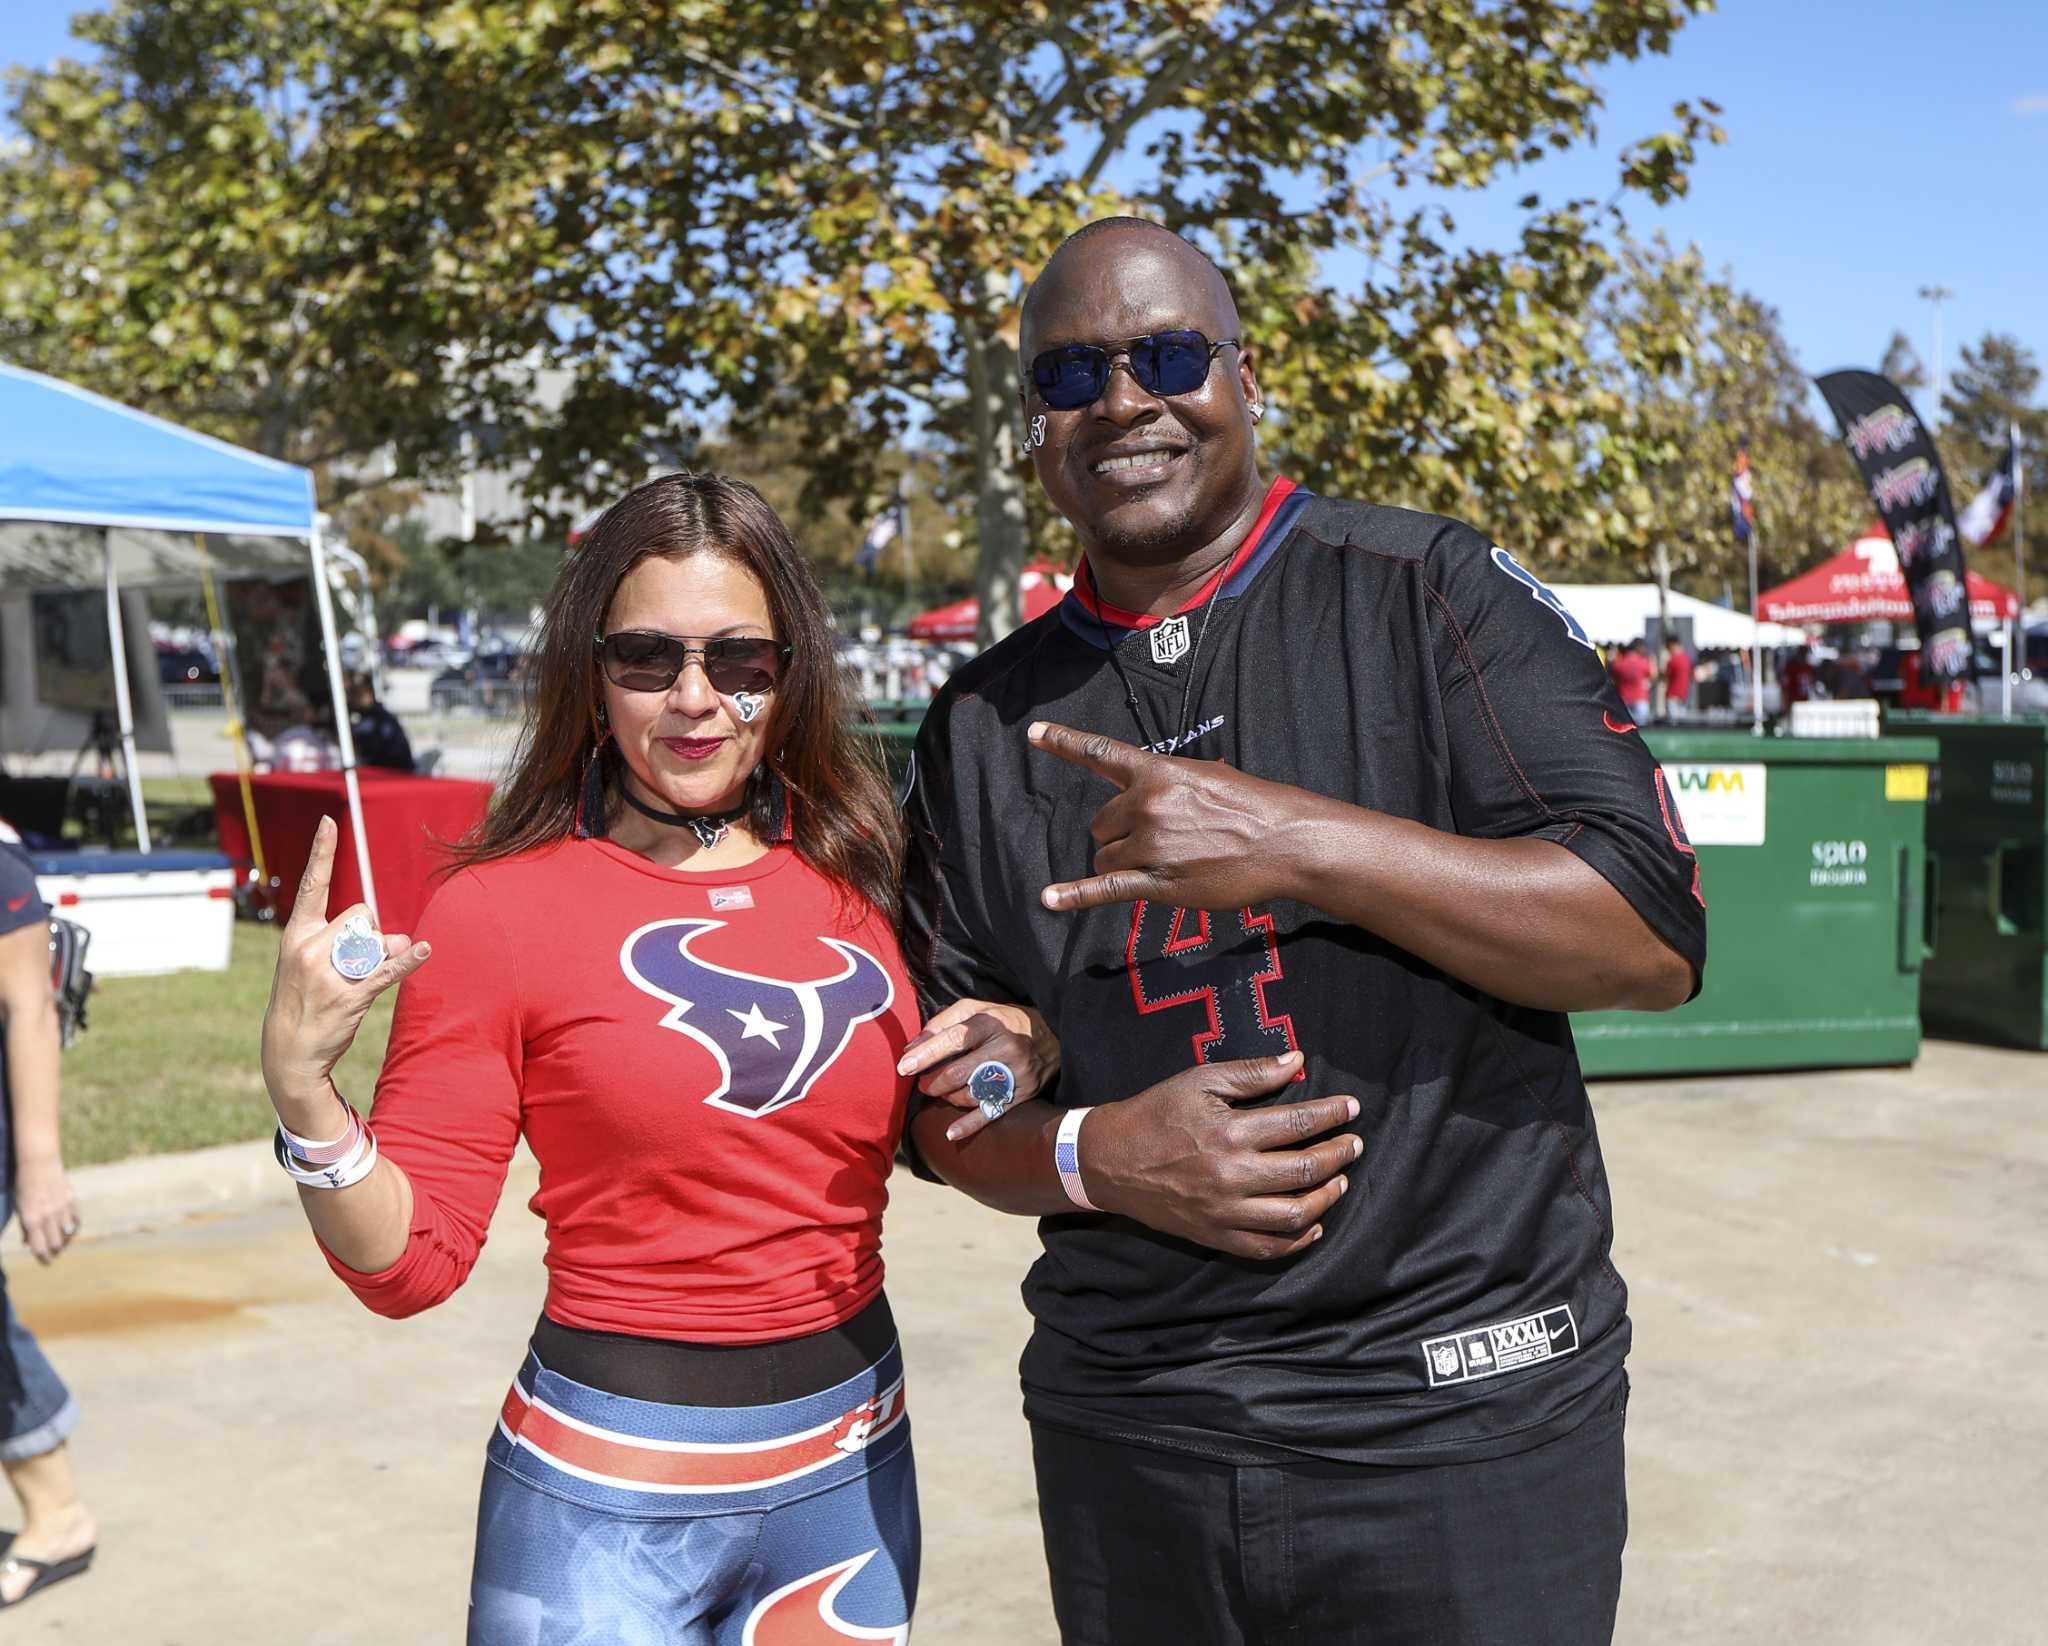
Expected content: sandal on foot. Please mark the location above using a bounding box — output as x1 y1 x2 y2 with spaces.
0 1546 94 1608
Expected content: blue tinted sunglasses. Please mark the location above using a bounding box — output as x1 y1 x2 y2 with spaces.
1027 330 1240 411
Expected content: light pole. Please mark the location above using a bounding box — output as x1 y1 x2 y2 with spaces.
1917 284 1953 422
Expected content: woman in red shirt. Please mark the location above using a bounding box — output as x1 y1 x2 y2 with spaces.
260 474 1049 1643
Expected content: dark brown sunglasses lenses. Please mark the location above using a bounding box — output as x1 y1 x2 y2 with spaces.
600 635 786 694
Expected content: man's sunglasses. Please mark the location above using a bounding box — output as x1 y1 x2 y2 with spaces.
1027 330 1240 411
596 631 792 695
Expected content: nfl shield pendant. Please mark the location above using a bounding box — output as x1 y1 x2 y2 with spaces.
329 914 383 982
1149 614 1191 666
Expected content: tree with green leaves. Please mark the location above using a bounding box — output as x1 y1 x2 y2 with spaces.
4 0 1728 641
1941 333 2044 605
1586 236 1866 597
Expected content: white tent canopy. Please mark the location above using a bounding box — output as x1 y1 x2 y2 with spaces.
1545 583 1809 650
0 363 376 910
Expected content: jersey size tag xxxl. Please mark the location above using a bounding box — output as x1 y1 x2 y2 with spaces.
1421 1305 1578 1388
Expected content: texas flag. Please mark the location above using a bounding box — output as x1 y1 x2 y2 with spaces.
1729 443 1757 544
1958 423 2021 547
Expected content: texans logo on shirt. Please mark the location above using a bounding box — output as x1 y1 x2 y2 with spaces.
621 919 893 1117
1488 545 1594 650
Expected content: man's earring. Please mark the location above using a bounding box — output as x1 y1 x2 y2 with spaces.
1023 413 1047 453
1249 400 1265 423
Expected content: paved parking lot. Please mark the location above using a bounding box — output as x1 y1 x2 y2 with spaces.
5 1038 2043 1643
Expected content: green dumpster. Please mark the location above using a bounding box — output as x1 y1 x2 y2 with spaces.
1887 713 2048 1049
1572 731 1940 1077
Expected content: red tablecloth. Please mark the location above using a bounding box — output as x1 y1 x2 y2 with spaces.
209 770 495 933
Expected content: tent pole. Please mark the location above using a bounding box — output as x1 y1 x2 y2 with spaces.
1748 525 1764 737
2016 420 2027 723
103 528 152 851
193 534 268 885
310 523 378 920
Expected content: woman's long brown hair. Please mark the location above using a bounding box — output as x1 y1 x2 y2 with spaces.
453 473 900 922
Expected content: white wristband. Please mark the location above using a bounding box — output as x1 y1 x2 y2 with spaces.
1054 1106 1099 1212
275 1120 379 1190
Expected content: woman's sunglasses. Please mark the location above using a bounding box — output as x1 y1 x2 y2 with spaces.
596 631 792 695
1027 330 1240 411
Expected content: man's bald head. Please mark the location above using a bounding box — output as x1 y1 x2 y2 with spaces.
1014 217 1265 578
1020 218 1242 359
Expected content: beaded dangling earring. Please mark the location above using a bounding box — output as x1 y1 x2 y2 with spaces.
575 708 610 839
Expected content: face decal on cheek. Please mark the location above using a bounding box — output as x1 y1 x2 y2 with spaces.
732 690 767 724
1024 414 1047 453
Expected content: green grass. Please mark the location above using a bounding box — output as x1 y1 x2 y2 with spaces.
60 922 397 1167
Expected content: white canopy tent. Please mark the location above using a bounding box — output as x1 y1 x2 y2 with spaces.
1545 583 1809 650
0 362 378 912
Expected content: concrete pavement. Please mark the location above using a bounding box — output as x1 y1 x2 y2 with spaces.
5 1038 2043 1643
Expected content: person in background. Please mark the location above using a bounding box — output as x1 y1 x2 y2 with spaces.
345 671 416 773
1829 649 1874 701
1780 646 1818 707
0 820 94 1611
1661 637 1694 722
1897 646 1967 713
1608 636 1654 726
267 697 343 773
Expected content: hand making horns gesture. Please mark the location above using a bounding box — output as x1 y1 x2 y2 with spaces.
1026 721 1307 914
260 815 433 1115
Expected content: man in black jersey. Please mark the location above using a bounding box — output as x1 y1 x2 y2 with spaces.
898 218 1706 1645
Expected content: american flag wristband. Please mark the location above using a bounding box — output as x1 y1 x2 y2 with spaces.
278 1099 363 1166
1054 1106 1099 1212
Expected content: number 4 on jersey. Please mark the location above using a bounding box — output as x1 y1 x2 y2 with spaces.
1126 901 1299 1067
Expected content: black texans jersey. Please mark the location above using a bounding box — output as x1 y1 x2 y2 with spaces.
902 477 1707 1466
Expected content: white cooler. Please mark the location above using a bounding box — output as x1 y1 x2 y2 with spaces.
31 849 239 976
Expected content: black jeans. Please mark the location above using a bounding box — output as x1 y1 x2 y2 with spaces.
1032 1372 1628 1646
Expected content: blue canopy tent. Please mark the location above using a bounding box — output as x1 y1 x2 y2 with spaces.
0 362 378 909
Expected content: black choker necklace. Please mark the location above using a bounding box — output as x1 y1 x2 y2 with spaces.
617 783 749 849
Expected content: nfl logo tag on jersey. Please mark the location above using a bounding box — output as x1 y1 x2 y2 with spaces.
1150 614 1192 666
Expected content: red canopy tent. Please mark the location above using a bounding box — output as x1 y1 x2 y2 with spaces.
1757 526 2019 627
907 561 1072 640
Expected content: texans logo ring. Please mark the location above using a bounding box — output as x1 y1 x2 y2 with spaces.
330 913 384 982
969 1059 1017 1122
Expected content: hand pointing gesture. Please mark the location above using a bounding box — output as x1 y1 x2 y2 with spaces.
1028 721 1308 914
261 815 432 1119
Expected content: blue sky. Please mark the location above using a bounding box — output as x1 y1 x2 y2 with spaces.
6 0 2045 411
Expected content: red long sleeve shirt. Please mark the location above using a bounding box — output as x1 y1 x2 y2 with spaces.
322 837 917 1343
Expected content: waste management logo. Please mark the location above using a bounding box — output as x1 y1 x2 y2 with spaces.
1663 763 1766 846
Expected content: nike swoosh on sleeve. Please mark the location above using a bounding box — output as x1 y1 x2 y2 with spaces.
1601 711 1637 735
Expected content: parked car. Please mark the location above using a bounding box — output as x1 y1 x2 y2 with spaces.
429 649 525 713
156 647 219 684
